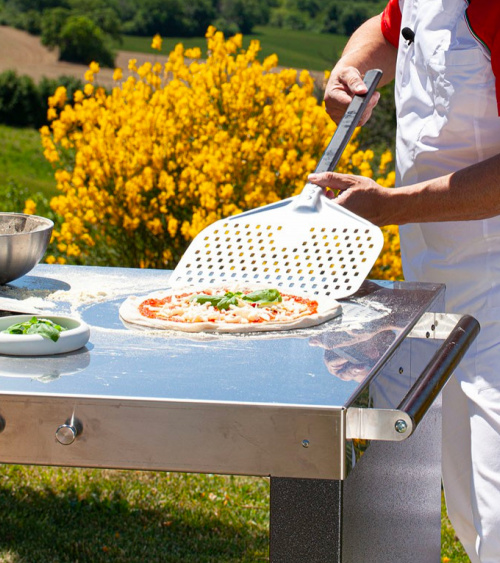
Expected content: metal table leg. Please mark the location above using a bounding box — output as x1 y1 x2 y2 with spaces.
269 400 442 563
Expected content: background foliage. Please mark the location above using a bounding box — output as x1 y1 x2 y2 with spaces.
0 0 386 65
36 30 398 277
0 70 83 128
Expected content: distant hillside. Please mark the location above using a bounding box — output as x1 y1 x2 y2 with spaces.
0 25 170 88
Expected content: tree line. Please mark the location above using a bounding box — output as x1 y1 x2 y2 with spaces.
0 0 385 66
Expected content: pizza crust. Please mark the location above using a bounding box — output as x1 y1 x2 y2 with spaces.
119 285 341 333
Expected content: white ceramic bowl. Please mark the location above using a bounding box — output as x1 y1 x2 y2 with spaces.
0 315 90 356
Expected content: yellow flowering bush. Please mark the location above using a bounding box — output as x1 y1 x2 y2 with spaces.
371 225 403 280
371 149 402 280
40 27 401 279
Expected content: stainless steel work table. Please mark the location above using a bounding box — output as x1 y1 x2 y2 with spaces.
0 265 479 562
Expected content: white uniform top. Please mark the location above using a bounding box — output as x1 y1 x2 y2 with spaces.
383 0 500 392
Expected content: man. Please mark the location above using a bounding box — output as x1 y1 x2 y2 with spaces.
308 2 500 561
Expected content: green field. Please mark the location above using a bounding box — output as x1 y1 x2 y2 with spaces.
0 125 56 198
118 26 347 72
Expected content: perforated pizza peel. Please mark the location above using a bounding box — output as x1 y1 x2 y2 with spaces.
170 69 384 301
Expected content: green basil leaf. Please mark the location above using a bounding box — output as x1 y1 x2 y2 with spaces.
191 289 281 310
191 292 243 310
243 289 282 306
2 322 27 334
191 294 226 307
216 294 240 310
27 322 61 342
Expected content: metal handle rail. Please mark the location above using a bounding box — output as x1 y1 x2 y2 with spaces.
346 314 480 441
398 314 479 428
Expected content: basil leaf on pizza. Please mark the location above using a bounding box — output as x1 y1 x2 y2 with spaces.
242 289 282 306
191 288 282 311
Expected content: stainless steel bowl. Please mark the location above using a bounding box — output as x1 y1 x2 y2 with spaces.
0 213 54 285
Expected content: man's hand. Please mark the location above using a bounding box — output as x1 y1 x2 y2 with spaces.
324 66 381 126
308 171 394 227
321 13 396 125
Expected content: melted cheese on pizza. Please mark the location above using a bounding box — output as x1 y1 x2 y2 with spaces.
138 290 318 325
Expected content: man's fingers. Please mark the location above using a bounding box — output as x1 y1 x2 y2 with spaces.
308 171 352 190
358 91 381 126
324 68 381 125
308 173 331 190
339 68 368 95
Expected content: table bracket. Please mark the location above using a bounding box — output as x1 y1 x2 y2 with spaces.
345 407 413 441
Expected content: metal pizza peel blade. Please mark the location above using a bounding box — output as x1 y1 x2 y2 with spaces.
170 69 384 301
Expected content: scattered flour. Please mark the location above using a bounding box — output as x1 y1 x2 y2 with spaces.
2 272 159 302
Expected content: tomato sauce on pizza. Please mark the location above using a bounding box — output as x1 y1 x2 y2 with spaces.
137 288 318 325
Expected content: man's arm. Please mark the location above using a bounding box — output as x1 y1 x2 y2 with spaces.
308 153 500 227
324 14 398 125
315 12 500 227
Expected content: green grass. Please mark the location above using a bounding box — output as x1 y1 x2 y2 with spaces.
441 493 470 562
117 26 347 72
0 465 269 562
0 125 56 198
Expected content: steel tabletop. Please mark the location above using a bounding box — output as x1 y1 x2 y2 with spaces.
0 264 445 406
0 264 477 483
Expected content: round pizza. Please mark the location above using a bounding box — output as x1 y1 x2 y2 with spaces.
119 284 342 333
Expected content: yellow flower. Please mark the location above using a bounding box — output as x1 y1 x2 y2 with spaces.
167 217 179 238
73 90 84 103
23 199 37 215
151 34 162 51
83 83 94 96
48 86 67 108
263 54 278 71
113 68 123 82
138 62 152 78
185 47 202 59
205 25 216 38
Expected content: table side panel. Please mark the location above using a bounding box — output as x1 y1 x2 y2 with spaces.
0 395 345 479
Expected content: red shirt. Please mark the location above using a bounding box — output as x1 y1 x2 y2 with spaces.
381 0 500 112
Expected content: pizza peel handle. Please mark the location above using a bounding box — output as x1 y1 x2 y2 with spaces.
294 67 382 212
170 69 385 301
315 68 382 174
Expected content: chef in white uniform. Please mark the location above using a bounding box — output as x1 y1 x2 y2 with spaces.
308 1 500 561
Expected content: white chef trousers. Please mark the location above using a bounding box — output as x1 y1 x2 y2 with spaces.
442 373 500 562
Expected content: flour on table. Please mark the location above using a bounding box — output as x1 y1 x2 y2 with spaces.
1 272 168 314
